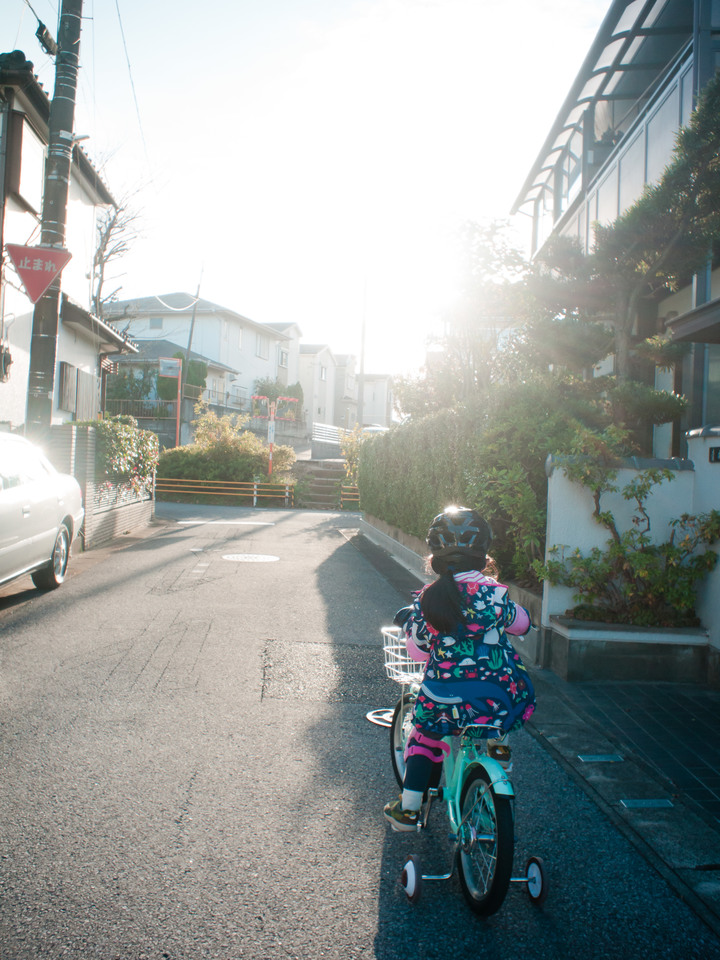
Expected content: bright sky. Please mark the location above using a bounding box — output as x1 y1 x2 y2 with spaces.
6 0 611 374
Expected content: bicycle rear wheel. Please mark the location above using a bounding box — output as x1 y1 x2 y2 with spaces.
456 766 514 916
390 695 415 787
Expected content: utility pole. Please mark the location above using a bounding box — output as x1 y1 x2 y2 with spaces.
357 276 366 428
25 0 83 439
180 274 203 443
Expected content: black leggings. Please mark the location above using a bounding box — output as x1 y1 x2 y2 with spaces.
403 727 446 794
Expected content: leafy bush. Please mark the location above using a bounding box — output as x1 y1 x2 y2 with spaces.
358 408 471 541
157 403 295 495
463 382 591 584
358 383 587 586
534 437 720 627
81 415 159 493
340 426 364 483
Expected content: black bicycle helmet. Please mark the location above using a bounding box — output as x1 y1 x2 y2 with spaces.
426 505 492 558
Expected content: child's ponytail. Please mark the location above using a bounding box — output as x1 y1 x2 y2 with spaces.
420 566 466 634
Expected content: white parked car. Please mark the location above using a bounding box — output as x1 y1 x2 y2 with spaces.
0 433 84 590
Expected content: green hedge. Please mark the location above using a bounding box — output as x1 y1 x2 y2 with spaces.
358 383 583 586
358 409 471 539
80 415 159 492
157 431 295 485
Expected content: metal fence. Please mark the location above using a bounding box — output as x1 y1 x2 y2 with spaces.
155 476 294 507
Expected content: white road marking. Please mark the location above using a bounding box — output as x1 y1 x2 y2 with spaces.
222 554 279 563
178 520 275 526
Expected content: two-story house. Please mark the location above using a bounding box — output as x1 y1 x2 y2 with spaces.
511 0 720 456
104 293 299 413
0 50 136 432
264 322 302 388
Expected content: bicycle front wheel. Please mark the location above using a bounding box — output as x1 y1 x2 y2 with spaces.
456 766 514 916
390 695 415 787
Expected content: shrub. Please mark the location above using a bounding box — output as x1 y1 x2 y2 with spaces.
80 415 159 493
157 403 296 498
340 426 364 483
463 382 588 585
358 408 471 540
358 382 586 586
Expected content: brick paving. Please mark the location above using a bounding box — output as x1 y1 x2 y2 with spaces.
553 680 720 825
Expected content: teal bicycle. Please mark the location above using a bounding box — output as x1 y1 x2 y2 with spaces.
383 626 547 915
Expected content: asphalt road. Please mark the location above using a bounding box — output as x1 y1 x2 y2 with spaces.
1 502 719 959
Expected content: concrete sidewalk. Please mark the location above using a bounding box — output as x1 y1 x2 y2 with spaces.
526 666 720 937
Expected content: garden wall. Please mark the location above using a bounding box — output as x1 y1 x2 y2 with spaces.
541 433 720 684
541 456 697 624
688 427 720 684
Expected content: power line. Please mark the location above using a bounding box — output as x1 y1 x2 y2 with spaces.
113 0 151 171
21 0 44 20
154 295 201 313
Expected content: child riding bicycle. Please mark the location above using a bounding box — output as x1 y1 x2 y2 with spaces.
383 505 536 832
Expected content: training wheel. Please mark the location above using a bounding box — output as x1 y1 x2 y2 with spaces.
400 854 423 903
525 856 548 905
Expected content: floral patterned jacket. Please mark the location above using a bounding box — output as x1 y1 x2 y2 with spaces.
402 572 536 736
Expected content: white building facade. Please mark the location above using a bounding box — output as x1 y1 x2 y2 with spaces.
105 294 299 412
0 50 134 432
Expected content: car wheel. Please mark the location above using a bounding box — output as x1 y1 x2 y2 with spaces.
31 524 70 590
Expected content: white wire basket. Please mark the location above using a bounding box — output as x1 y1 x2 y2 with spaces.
382 626 425 684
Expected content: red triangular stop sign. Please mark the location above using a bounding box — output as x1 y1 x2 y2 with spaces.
5 244 72 303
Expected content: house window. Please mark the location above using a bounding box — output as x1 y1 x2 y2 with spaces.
646 87 680 185
706 346 720 424
149 317 163 329
256 334 269 359
58 362 78 413
320 365 327 381
279 350 289 368
618 132 646 215
58 361 100 420
596 167 619 226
